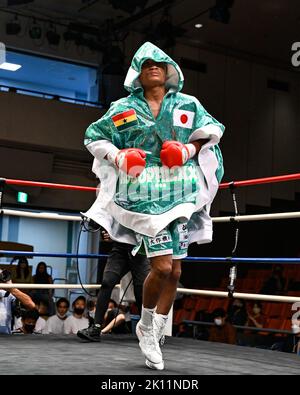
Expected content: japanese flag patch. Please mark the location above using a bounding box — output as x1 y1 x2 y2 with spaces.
173 109 195 129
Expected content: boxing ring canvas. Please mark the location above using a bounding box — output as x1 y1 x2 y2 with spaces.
0 334 299 375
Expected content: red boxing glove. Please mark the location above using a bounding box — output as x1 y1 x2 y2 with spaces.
160 141 196 168
115 148 146 178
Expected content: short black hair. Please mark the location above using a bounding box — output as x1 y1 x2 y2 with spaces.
72 296 86 307
56 297 70 309
212 308 226 319
21 309 39 321
109 299 117 308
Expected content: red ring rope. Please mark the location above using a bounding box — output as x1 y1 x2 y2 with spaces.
2 173 300 192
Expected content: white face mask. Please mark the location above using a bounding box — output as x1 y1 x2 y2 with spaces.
292 324 300 334
89 311 95 319
214 318 223 326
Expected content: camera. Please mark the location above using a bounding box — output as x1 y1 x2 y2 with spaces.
0 269 11 283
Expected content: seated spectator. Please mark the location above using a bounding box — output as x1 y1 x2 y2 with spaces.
14 299 47 334
12 257 33 285
209 308 236 345
43 298 70 334
101 299 128 335
261 265 286 295
247 302 265 329
13 309 40 334
0 269 35 334
87 298 96 326
227 299 248 326
64 296 89 334
31 262 54 315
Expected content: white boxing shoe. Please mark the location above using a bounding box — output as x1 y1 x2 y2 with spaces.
145 358 165 371
136 320 163 365
153 313 167 346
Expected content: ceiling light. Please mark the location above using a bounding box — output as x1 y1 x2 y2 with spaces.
0 62 22 71
195 23 203 29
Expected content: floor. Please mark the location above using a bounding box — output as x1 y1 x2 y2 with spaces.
0 334 299 375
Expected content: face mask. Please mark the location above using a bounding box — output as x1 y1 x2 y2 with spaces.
74 307 85 316
214 318 223 326
24 324 35 333
292 324 300 334
89 311 95 319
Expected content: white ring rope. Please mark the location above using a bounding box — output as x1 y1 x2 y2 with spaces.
213 212 300 223
1 209 82 222
2 209 300 223
1 284 299 303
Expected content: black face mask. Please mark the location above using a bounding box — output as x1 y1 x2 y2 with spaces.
74 308 85 316
24 324 35 334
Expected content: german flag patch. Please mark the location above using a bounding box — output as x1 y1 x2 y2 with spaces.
112 109 138 131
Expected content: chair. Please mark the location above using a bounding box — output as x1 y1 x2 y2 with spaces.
195 297 212 312
208 298 229 313
264 303 286 318
182 296 197 310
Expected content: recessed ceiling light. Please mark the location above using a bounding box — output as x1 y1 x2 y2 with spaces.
195 23 203 29
0 62 22 71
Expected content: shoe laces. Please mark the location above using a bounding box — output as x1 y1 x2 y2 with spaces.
153 317 167 346
141 326 161 352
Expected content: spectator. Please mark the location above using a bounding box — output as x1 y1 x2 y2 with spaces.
43 298 70 334
101 299 128 335
0 270 35 334
78 231 150 342
261 265 286 295
13 310 39 334
14 298 47 334
227 299 248 326
238 302 268 348
64 296 89 334
12 257 32 285
31 262 54 315
209 308 236 345
247 302 265 329
87 298 96 326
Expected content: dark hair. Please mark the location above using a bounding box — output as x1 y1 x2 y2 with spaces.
87 299 96 309
231 298 246 309
34 262 51 283
16 257 30 279
21 309 39 321
109 299 117 308
72 296 86 307
213 308 226 319
33 297 49 308
56 298 70 309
